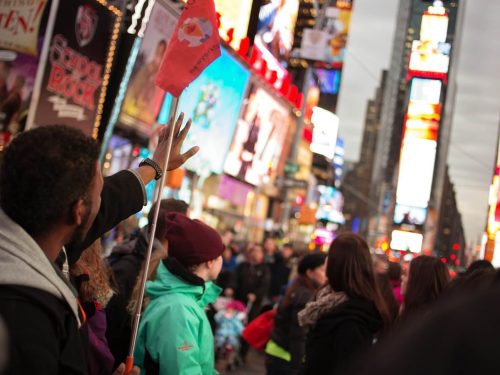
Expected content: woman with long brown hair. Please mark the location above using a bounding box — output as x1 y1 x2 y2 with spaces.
400 255 450 319
265 253 327 375
299 234 391 374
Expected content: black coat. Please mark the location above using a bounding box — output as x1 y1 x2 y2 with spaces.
268 253 291 299
271 280 314 373
303 298 382 375
105 233 149 368
345 285 500 375
231 262 270 321
0 170 144 375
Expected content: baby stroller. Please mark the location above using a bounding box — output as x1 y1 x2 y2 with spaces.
214 299 247 371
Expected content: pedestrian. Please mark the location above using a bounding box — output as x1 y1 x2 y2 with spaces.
299 233 391 374
400 255 450 320
268 244 293 301
373 256 399 322
465 259 494 274
230 244 271 322
133 213 225 374
388 261 403 306
0 116 196 374
106 199 186 368
343 276 500 375
264 237 278 263
266 253 327 375
71 241 115 375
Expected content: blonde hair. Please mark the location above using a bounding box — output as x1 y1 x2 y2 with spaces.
71 240 115 308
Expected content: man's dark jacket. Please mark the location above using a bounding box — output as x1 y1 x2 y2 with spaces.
0 171 144 375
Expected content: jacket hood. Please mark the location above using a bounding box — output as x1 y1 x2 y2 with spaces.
321 298 383 334
0 209 80 324
146 260 221 308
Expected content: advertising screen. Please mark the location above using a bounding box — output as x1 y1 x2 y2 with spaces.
256 0 300 63
407 102 441 121
396 138 437 208
224 83 290 185
420 13 449 43
394 204 427 227
315 185 345 224
410 78 442 104
119 2 177 136
215 0 254 50
390 230 423 253
310 107 339 159
313 69 341 95
404 121 438 141
163 48 251 176
409 40 450 74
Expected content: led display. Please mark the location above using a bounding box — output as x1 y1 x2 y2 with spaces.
390 230 424 253
420 13 449 42
396 138 437 208
409 78 442 104
409 40 450 74
394 204 427 227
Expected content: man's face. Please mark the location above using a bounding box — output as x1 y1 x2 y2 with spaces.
70 162 103 244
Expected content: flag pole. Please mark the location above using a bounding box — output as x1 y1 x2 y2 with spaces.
125 95 181 374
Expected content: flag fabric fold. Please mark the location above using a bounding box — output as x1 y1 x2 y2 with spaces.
155 0 221 97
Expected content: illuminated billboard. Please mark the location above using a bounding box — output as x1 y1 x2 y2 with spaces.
396 138 437 208
404 121 438 141
310 107 339 159
407 102 441 121
224 83 290 185
314 69 341 95
315 185 345 224
256 0 300 63
159 49 251 176
215 0 254 49
120 2 177 136
394 204 427 227
409 40 450 74
420 13 449 43
390 230 424 253
410 78 442 104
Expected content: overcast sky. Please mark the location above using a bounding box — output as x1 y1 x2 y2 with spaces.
336 0 500 245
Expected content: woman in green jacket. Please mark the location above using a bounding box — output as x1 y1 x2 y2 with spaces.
133 213 225 374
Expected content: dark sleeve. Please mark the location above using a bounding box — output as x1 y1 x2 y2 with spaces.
288 301 309 368
66 170 145 265
256 265 271 301
1 300 67 374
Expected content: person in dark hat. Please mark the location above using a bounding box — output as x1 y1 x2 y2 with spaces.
133 213 225 374
265 253 327 375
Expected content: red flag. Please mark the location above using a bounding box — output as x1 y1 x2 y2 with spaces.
155 0 221 97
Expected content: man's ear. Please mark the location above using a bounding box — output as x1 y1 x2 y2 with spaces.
71 198 86 226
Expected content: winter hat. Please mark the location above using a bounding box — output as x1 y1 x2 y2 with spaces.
164 213 224 267
226 300 246 312
298 253 327 275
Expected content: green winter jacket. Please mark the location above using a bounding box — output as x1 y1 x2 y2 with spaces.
134 261 222 374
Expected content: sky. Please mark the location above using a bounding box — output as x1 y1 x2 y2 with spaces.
336 0 500 245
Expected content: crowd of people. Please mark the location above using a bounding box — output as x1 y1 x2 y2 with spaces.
1 122 500 375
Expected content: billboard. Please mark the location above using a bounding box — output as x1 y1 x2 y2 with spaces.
299 4 352 67
119 2 177 136
390 230 423 253
407 101 441 122
215 0 254 50
409 40 450 74
31 0 120 137
409 78 442 104
310 106 339 159
393 204 427 227
224 83 290 185
420 13 448 43
315 185 345 224
161 48 251 176
396 138 437 208
314 68 341 95
256 0 300 63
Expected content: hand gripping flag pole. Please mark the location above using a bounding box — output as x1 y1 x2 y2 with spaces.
124 0 221 372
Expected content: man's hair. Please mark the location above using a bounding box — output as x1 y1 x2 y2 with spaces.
0 125 100 236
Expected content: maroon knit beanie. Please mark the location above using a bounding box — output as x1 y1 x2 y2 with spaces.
164 212 224 267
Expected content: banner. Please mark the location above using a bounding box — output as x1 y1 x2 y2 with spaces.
0 0 48 56
155 0 221 97
32 0 119 136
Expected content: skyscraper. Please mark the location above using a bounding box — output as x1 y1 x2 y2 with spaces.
368 0 465 254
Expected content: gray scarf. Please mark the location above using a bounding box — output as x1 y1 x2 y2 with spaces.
298 285 348 328
0 209 80 325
